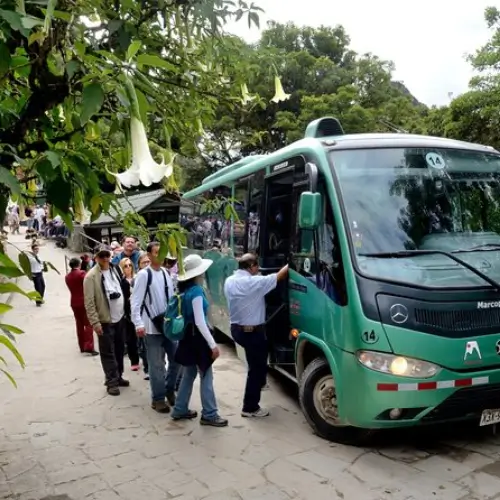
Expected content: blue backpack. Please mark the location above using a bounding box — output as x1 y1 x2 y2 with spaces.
163 293 185 341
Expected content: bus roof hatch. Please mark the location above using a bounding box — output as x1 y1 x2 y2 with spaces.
304 117 344 138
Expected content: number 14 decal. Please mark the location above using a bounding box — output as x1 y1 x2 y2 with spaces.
362 330 378 344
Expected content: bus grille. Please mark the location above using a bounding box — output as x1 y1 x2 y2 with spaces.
415 308 500 332
422 383 500 422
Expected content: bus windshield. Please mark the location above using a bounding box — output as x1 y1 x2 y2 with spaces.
330 146 500 288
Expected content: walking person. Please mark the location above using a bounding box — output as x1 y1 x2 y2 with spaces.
171 254 228 427
27 242 46 307
224 253 288 418
119 257 140 371
83 246 129 396
131 242 180 413
65 257 98 356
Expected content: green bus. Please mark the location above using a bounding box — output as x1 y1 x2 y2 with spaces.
182 116 500 444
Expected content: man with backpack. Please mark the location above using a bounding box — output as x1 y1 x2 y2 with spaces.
131 241 180 413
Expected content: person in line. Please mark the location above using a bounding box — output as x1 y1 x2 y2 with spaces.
27 242 46 307
65 257 98 356
172 255 228 427
131 242 179 413
119 257 140 371
111 235 140 271
84 246 129 396
224 253 288 418
135 251 151 379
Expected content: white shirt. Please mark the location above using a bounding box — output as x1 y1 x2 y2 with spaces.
102 269 124 323
27 252 43 274
191 295 216 349
131 267 173 334
224 270 278 326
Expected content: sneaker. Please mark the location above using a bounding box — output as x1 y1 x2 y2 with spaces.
107 386 120 396
166 391 176 407
131 364 140 371
200 416 228 427
151 400 170 413
172 410 198 421
118 378 130 387
144 375 150 381
241 408 270 418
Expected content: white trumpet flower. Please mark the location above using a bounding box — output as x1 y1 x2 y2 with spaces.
241 83 255 105
270 76 290 103
110 76 175 189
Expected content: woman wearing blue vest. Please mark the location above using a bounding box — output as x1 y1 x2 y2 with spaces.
172 254 228 427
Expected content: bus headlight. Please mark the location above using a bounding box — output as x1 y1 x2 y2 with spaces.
357 351 441 378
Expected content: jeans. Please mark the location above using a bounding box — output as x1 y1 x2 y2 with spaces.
172 365 218 420
146 334 179 402
98 318 126 387
231 325 268 413
32 272 45 305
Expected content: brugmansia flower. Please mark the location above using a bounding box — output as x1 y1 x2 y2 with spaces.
241 83 255 105
270 76 290 103
109 75 174 189
73 187 90 224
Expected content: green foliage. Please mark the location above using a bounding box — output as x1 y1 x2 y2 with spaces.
198 22 427 174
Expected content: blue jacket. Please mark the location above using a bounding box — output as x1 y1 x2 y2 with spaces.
111 250 140 271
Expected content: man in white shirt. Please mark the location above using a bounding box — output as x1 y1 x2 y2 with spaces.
84 246 129 396
131 242 180 413
224 253 288 418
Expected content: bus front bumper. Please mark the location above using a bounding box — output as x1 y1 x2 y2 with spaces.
339 351 500 429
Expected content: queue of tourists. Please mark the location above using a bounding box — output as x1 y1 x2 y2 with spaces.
60 234 288 428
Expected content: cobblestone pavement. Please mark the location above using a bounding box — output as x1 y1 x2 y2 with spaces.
2 233 500 500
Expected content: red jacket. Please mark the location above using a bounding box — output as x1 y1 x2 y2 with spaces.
65 269 86 308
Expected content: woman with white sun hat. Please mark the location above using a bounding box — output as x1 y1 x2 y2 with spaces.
172 254 228 427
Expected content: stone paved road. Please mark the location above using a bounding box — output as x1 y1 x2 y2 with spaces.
2 233 500 500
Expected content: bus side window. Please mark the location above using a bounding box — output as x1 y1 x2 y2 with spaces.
231 179 249 257
248 171 264 254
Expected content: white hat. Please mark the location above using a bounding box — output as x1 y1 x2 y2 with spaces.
177 254 212 282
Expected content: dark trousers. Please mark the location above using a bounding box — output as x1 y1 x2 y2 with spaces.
124 318 139 366
71 305 94 352
98 318 126 387
32 272 45 304
231 325 268 413
138 337 148 373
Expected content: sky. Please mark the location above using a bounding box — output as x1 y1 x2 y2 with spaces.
226 0 494 107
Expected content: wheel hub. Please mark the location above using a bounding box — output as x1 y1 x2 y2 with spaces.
313 375 343 426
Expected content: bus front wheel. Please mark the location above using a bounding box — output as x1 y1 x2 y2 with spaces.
298 357 372 445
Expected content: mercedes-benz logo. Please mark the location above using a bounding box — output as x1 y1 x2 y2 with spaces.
496 340 500 355
390 304 409 324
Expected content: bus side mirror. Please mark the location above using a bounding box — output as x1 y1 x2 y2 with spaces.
298 192 322 230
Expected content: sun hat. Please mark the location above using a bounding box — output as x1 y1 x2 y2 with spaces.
177 254 212 282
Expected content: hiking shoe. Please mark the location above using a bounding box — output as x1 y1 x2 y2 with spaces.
151 400 170 413
242 408 270 418
172 410 198 421
166 391 176 406
107 386 120 396
200 416 228 427
118 378 130 387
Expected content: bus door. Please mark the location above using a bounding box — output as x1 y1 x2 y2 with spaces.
260 157 308 372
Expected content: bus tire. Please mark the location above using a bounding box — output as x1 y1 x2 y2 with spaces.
298 357 372 445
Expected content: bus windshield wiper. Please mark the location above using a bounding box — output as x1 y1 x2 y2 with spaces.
453 243 500 253
358 250 500 291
